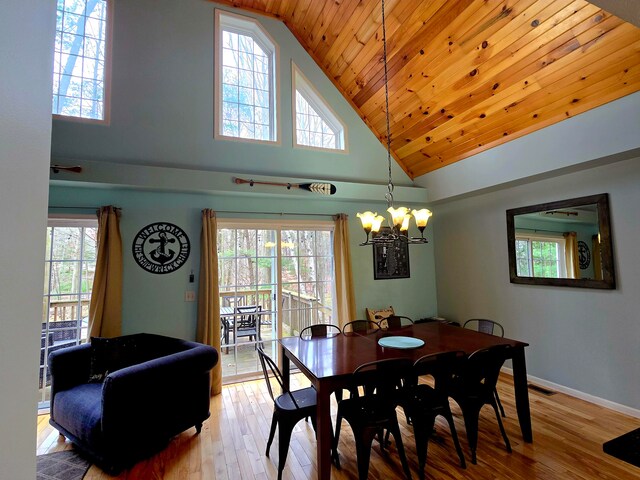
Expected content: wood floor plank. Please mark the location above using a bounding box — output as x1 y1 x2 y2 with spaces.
37 372 640 479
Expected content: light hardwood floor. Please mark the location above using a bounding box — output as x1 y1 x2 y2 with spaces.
37 373 640 479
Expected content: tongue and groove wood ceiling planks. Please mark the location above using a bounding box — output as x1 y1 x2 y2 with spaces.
215 0 640 178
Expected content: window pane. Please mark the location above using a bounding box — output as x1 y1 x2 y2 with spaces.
217 14 274 141
53 0 108 120
295 88 341 149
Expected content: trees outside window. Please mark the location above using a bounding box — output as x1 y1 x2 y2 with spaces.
53 0 111 122
515 235 567 278
217 222 335 380
216 11 278 143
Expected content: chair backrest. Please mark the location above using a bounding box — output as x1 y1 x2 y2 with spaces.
366 306 395 322
236 305 261 328
462 344 512 396
300 324 341 340
342 320 380 334
463 318 504 337
413 350 465 391
223 295 245 308
353 358 413 399
257 346 286 403
379 315 414 330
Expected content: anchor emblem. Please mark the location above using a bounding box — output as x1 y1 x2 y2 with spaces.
148 232 176 265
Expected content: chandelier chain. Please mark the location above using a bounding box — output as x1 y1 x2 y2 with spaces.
381 0 394 207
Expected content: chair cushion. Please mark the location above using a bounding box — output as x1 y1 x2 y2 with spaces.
88 336 140 382
52 383 103 446
366 306 395 322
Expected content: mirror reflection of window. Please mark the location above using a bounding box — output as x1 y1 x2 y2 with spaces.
513 204 599 280
515 235 570 279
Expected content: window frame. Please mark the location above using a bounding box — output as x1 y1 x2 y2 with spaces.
52 0 113 125
214 9 280 145
515 232 568 279
292 62 347 152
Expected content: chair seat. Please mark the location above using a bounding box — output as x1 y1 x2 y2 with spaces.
52 383 103 446
274 386 317 412
339 395 399 427
401 384 448 410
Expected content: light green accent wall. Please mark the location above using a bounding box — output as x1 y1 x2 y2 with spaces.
49 185 438 338
48 0 436 338
50 0 411 186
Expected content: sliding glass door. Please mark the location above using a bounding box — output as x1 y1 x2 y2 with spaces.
40 218 98 408
217 220 336 382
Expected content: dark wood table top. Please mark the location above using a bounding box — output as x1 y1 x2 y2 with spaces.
279 322 528 382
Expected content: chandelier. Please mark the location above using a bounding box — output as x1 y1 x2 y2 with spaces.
356 0 432 246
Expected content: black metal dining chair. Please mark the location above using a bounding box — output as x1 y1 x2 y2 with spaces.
342 319 379 334
333 358 413 480
379 315 414 330
299 324 342 340
257 347 339 480
447 344 513 464
398 351 467 479
463 318 506 417
235 305 262 348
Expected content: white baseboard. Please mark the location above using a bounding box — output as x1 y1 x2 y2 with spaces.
501 367 640 419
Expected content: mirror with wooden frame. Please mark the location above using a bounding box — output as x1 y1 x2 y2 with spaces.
506 193 615 289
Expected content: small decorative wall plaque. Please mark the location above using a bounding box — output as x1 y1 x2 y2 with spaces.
578 240 591 270
373 228 410 280
132 222 190 274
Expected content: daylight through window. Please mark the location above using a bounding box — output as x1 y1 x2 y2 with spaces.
53 0 110 121
216 11 277 142
293 64 345 151
515 235 568 278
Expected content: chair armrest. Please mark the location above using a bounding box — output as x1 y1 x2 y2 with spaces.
49 343 92 392
48 343 91 418
101 345 218 437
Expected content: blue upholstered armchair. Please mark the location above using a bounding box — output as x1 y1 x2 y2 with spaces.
48 333 218 473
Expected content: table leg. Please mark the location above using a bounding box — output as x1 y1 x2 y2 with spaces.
512 347 533 442
316 385 332 480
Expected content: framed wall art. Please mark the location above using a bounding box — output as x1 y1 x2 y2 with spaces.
373 228 410 280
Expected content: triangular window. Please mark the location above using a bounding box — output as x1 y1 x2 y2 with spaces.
293 64 345 151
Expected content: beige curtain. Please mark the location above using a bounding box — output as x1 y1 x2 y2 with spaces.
197 209 222 396
592 234 602 280
333 214 356 328
563 231 580 279
88 206 123 338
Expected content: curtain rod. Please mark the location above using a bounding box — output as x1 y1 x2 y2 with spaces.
49 206 121 210
516 227 567 234
215 210 336 217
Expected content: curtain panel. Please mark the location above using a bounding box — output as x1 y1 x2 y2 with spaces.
563 231 580 279
88 206 123 338
333 214 356 328
197 209 222 396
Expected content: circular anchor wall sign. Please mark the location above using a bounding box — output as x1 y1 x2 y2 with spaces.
578 240 591 270
132 222 190 274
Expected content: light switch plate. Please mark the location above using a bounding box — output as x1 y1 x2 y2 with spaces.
184 291 196 302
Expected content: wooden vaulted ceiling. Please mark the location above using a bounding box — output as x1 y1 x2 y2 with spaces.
216 0 640 178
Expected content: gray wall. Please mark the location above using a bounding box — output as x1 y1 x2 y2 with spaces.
433 157 640 410
0 0 54 477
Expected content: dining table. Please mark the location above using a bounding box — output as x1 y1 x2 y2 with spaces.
279 321 531 480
